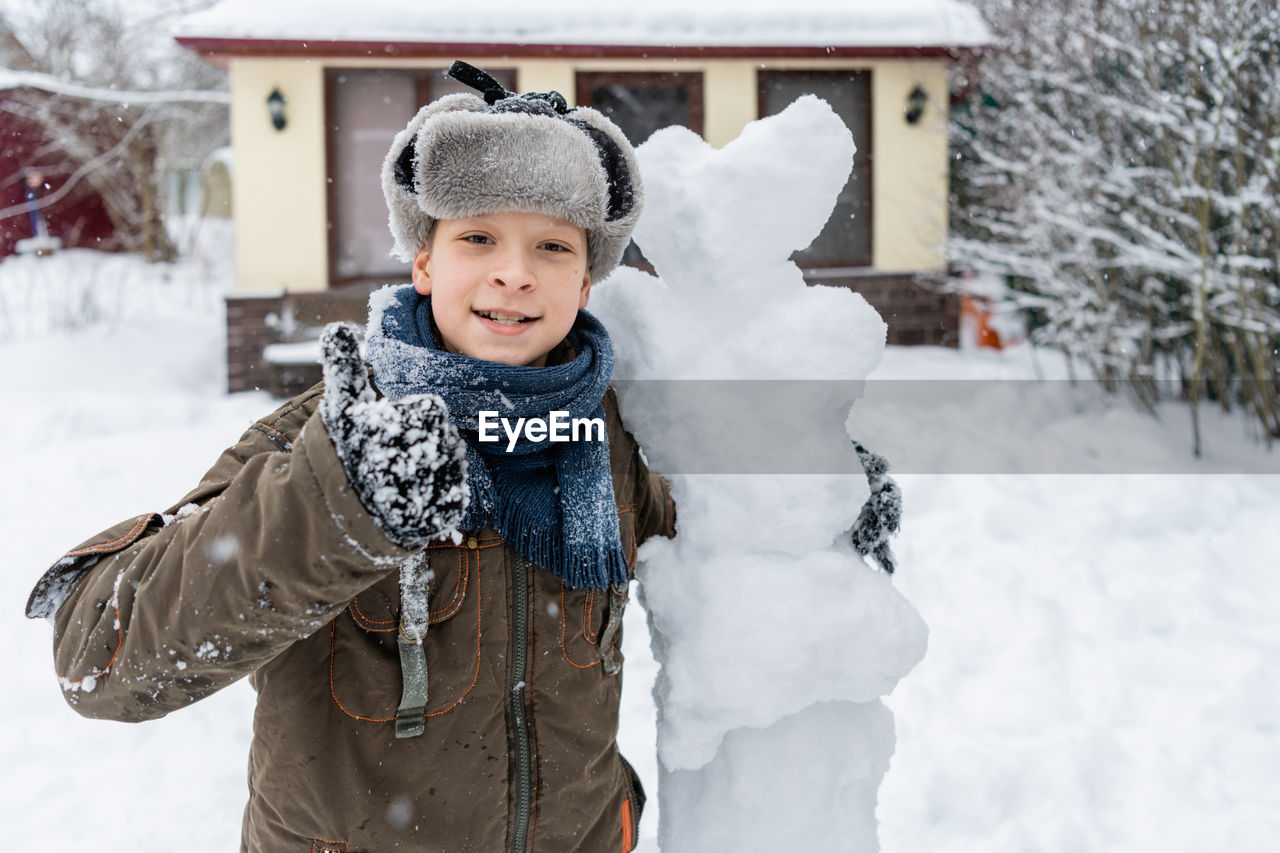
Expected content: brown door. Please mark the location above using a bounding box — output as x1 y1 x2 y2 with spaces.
759 70 873 269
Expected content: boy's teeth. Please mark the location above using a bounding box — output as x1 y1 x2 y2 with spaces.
479 310 529 324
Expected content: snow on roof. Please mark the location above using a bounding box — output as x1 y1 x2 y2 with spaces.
174 0 993 50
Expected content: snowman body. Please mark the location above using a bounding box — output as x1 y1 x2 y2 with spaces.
593 96 928 851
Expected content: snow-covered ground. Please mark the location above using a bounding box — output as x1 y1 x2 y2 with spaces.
870 347 1280 852
3 246 1278 850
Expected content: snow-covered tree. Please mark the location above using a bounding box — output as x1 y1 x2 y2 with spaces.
952 0 1280 453
0 0 228 261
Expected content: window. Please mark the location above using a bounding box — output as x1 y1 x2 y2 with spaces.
576 71 704 270
759 70 872 268
575 71 704 145
324 68 516 285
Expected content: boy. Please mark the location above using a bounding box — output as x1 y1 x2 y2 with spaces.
25 62 676 853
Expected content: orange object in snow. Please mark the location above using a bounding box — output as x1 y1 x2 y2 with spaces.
961 295 1003 350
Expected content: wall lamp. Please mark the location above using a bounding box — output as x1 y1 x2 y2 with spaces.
267 88 287 132
905 85 928 125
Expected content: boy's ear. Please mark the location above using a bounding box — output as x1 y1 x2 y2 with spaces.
411 247 432 295
578 269 592 310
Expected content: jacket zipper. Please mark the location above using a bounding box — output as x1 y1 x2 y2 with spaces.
510 553 533 853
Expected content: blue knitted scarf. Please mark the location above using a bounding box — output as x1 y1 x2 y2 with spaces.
364 284 628 590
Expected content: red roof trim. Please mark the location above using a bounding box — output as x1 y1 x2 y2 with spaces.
175 37 982 61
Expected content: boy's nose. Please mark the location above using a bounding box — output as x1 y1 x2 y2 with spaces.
488 249 536 290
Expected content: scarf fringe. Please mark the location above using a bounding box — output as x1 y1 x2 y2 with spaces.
496 493 631 590
463 461 629 590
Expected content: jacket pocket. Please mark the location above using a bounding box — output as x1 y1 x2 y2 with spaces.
558 508 636 670
329 546 481 723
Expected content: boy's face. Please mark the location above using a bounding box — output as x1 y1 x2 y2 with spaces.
412 211 592 367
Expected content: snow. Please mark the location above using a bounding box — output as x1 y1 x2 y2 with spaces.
174 0 993 48
5 175 1279 852
1 228 271 850
262 339 321 365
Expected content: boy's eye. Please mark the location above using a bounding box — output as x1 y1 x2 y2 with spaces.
540 242 571 252
462 234 492 245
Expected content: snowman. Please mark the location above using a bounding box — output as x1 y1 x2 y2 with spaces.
591 96 929 851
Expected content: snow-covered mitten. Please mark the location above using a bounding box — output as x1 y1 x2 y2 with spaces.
318 322 469 548
850 440 902 574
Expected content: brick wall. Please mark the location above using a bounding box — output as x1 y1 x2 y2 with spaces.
225 285 381 395
807 270 959 347
225 295 282 393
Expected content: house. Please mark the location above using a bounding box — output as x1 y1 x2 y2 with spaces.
175 0 992 393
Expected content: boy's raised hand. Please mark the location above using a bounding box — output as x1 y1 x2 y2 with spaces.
318 323 469 548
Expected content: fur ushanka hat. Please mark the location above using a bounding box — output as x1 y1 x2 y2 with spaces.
382 61 642 282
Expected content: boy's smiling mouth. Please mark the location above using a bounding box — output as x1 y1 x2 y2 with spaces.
474 309 536 326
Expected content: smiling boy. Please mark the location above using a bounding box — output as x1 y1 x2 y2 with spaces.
27 62 675 852
415 211 592 367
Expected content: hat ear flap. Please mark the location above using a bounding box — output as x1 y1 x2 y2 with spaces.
561 105 645 277
565 119 636 222
393 134 418 195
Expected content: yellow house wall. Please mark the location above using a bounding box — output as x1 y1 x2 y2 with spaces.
228 55 948 292
869 61 949 272
229 58 327 292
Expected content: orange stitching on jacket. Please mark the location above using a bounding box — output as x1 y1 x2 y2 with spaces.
429 549 467 622
64 514 153 557
560 584 601 670
328 555 481 723
346 552 467 630
328 620 394 722
253 421 291 447
349 594 395 631
426 548 482 718
583 590 599 643
310 839 347 853
329 552 483 724
621 798 633 853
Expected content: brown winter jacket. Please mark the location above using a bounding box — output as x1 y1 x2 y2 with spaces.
26 381 675 853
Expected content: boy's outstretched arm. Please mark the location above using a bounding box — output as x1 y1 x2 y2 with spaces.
28 327 467 722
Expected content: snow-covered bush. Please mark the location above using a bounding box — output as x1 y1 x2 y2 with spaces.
952 0 1280 453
